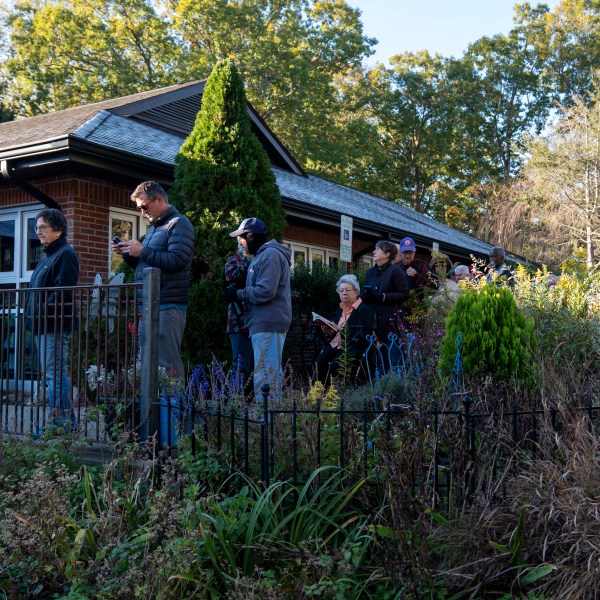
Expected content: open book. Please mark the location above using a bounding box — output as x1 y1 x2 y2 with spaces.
312 311 340 332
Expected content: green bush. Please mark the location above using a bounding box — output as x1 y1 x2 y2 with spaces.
182 278 229 367
439 283 536 384
513 268 600 370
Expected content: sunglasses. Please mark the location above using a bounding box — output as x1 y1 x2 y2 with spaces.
136 198 156 212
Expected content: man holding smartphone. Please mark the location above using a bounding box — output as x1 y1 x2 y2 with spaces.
112 181 194 377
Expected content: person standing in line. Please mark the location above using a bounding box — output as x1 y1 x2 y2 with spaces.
397 237 434 292
225 218 292 400
28 208 79 429
362 240 409 343
314 274 373 383
224 245 254 382
486 246 513 284
112 181 195 377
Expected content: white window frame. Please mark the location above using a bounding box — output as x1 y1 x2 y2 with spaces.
284 240 343 270
108 208 148 275
0 204 45 288
361 255 375 268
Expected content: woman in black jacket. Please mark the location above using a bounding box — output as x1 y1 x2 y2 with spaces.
362 240 409 344
314 274 373 383
28 208 79 429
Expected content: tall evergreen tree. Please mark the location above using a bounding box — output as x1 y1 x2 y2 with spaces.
171 58 286 279
170 58 286 364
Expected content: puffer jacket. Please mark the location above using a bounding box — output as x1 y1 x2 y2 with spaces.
124 206 195 306
363 261 409 339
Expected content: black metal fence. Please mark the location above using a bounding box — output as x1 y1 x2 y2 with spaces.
0 278 143 439
182 386 600 512
3 271 598 514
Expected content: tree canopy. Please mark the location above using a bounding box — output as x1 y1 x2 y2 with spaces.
2 0 600 263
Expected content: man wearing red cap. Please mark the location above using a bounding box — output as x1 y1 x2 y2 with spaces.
397 237 433 292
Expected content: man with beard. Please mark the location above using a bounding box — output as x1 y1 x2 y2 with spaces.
226 218 292 400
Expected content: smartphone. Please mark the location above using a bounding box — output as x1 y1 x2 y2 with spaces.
112 236 122 244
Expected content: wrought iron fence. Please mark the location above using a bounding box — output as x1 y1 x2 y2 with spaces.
182 384 600 512
0 279 143 439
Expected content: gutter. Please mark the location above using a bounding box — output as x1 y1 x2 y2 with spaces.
1 159 61 209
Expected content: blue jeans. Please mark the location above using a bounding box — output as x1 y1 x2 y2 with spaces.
39 333 74 428
229 332 254 379
251 331 286 401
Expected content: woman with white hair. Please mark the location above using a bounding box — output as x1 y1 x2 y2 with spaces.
314 274 373 383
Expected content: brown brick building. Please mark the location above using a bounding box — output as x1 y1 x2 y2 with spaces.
0 81 496 287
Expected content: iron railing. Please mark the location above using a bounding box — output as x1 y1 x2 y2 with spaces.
0 269 164 441
183 385 600 512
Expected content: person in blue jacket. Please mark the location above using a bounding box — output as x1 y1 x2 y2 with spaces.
113 181 195 378
28 208 79 429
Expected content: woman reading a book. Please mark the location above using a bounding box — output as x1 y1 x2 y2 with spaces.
314 274 373 383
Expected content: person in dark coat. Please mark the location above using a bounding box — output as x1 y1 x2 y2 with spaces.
362 240 409 343
314 274 373 383
397 237 434 292
112 181 194 377
28 208 79 428
224 247 253 381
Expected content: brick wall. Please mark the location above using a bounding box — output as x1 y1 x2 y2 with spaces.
0 175 133 284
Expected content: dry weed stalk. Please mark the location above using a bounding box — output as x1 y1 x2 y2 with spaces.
434 407 600 598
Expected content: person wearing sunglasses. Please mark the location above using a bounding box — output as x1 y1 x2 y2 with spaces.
112 181 194 379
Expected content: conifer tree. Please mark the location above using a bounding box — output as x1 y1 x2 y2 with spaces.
171 58 286 278
170 58 286 363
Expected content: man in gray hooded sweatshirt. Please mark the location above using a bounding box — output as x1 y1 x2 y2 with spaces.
226 218 292 399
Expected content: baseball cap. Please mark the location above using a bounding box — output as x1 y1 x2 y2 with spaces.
399 237 416 252
229 217 268 237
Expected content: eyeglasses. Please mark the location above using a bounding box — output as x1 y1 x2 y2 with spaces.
34 225 48 232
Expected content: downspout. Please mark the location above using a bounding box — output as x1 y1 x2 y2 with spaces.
1 159 61 210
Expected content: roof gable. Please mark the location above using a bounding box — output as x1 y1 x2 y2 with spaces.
0 81 304 174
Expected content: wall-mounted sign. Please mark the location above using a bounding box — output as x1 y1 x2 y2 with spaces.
340 215 353 263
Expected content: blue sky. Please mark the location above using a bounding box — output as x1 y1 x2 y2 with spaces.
348 0 561 63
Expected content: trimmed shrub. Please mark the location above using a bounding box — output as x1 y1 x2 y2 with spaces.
438 283 536 384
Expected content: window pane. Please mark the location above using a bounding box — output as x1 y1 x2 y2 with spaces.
329 256 339 267
294 249 307 268
112 219 133 242
311 251 324 265
26 217 42 271
110 218 134 274
0 220 15 273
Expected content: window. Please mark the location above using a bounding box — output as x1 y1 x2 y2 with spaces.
0 206 44 288
284 241 343 271
311 249 325 264
361 255 374 268
109 209 148 275
0 219 15 273
293 247 307 269
25 217 42 271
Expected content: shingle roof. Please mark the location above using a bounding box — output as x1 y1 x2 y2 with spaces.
272 169 492 254
71 112 490 253
0 81 496 257
74 111 184 165
0 82 200 151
